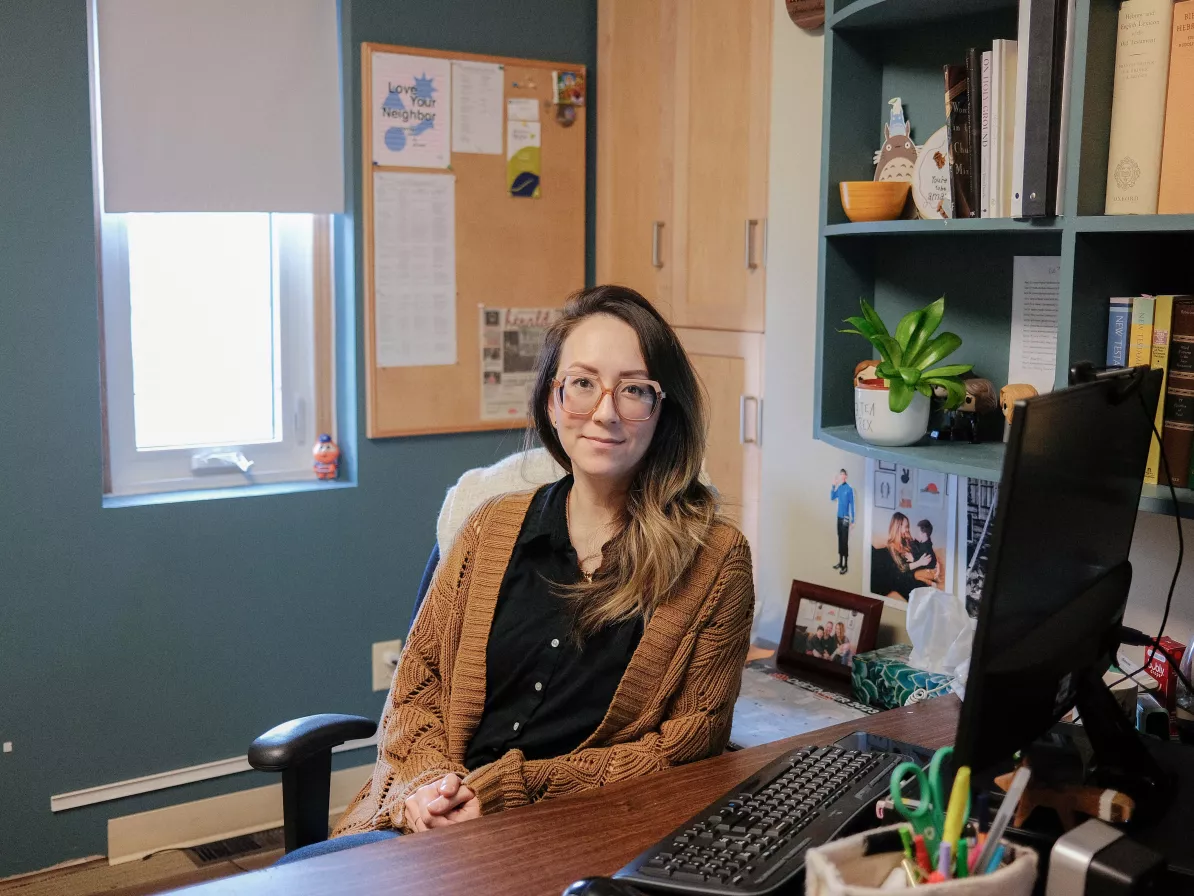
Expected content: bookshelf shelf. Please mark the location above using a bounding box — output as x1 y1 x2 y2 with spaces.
818 426 1006 481
1074 215 1194 234
831 0 1017 31
1139 485 1194 520
823 218 1062 237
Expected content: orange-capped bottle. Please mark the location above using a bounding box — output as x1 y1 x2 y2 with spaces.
313 434 340 480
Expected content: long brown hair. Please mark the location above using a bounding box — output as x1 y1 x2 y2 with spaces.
886 512 912 571
528 285 717 637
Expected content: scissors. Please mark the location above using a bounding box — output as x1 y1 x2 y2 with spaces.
889 746 967 855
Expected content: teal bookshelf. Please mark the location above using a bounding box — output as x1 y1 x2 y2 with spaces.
813 0 1194 516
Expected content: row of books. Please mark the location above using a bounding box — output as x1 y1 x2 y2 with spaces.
1105 0 1194 215
944 0 1075 219
1106 295 1194 487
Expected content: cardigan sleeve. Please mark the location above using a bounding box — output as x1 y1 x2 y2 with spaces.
463 541 754 815
330 518 480 837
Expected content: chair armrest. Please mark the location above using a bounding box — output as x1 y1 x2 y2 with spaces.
249 714 377 772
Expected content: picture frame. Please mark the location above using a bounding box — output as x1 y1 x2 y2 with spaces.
776 580 884 679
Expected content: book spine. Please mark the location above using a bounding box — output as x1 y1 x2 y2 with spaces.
1144 295 1174 485
981 51 993 218
1011 2 1032 217
1054 0 1078 214
1105 0 1176 215
967 48 983 217
1002 40 1021 218
1164 299 1194 487
1129 296 1156 368
1158 1 1194 214
945 64 975 219
1107 298 1132 368
1021 0 1063 217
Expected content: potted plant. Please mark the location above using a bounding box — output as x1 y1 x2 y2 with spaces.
841 297 971 447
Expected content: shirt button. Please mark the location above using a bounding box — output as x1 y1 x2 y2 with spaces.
513 721 520 731
535 681 543 692
550 638 560 648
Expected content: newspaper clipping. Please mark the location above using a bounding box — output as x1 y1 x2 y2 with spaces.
480 307 562 421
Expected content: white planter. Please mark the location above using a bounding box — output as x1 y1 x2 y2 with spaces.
854 383 929 447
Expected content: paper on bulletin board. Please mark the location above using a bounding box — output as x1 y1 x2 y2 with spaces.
481 307 562 420
507 121 542 198
1008 255 1061 395
506 97 540 122
373 172 457 367
452 60 504 154
372 53 451 168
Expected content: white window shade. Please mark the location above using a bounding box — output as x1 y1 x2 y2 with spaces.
95 0 344 213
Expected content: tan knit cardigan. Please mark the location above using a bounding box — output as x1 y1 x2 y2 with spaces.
332 489 755 836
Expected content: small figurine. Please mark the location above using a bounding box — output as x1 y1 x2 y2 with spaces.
313 433 340 480
1000 384 1040 426
854 359 881 387
872 98 918 184
957 378 1003 442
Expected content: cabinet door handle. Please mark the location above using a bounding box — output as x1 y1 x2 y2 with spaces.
740 395 762 444
652 221 665 269
744 219 759 270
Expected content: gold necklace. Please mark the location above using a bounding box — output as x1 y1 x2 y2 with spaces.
565 491 601 583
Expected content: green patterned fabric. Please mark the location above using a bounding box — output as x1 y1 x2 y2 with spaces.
850 644 955 710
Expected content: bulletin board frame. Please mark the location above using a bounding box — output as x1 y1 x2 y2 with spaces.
361 43 587 438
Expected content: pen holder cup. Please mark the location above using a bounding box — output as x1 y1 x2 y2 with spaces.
804 825 1037 895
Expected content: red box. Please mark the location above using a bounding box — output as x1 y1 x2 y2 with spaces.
1144 636 1186 737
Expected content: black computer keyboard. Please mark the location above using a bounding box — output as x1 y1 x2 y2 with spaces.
614 745 901 895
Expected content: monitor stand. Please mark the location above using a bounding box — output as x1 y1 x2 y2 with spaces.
1015 672 1193 881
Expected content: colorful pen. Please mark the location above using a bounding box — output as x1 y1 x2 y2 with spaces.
941 765 971 847
938 841 953 879
985 844 1006 875
976 791 991 833
899 825 915 861
913 834 931 874
956 839 969 878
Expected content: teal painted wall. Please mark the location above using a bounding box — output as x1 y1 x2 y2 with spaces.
0 0 595 877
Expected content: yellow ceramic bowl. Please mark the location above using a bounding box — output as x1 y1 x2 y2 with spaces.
839 181 911 223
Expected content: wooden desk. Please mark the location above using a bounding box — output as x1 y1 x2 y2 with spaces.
171 698 959 896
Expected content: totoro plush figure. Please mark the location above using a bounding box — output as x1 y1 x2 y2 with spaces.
873 98 918 183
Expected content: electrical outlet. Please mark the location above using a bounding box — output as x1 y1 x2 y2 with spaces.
372 639 404 692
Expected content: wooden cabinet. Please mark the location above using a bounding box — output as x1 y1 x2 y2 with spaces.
675 328 764 553
597 0 771 333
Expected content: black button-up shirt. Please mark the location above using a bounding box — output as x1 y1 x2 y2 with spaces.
464 476 643 771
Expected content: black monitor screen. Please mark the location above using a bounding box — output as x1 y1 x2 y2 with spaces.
955 368 1162 773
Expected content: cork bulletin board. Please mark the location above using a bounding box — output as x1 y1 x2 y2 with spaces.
361 43 587 438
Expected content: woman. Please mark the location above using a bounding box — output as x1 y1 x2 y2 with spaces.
332 285 754 842
870 512 918 600
831 621 854 665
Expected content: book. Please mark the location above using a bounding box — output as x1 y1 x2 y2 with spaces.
1011 0 1032 217
1105 0 1176 215
981 50 992 218
1158 1 1194 214
1014 0 1067 217
1144 295 1174 485
1106 297 1132 368
1054 0 1078 214
967 48 983 218
1129 296 1156 368
945 64 975 219
1162 298 1194 487
992 39 1019 218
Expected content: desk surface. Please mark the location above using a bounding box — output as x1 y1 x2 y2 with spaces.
171 697 960 896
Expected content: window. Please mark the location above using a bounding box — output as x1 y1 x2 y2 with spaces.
88 0 340 498
99 212 333 496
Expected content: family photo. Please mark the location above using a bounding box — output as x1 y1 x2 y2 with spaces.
864 462 956 603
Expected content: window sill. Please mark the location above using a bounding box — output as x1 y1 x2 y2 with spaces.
103 478 356 509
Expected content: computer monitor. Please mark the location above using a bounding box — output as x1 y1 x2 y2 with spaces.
955 365 1166 804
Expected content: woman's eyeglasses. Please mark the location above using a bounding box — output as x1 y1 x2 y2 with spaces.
552 374 666 422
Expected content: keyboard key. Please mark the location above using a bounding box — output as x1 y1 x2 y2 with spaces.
671 870 706 884
638 866 671 878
